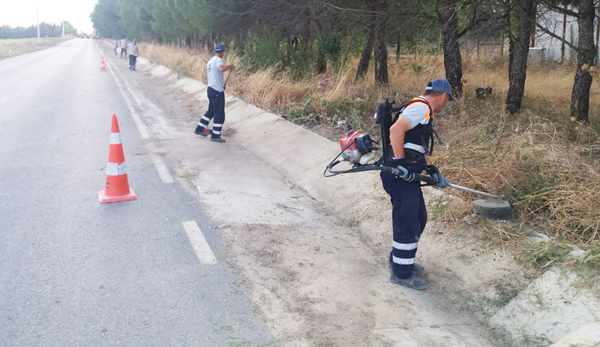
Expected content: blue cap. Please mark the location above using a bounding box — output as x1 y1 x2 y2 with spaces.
214 43 225 53
426 79 456 101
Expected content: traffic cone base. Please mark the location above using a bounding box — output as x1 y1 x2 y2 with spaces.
98 188 136 203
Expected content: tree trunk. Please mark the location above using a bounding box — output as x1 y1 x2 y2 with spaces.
396 33 402 61
341 30 355 69
439 0 463 97
317 45 327 74
312 7 327 74
506 0 537 114
355 13 376 80
207 31 214 52
571 0 595 122
561 11 567 63
237 31 246 55
374 0 389 84
185 36 191 49
596 9 600 64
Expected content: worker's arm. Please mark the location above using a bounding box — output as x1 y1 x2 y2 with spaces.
389 116 411 160
218 64 235 72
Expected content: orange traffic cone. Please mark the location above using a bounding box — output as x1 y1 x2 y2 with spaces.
100 56 106 71
98 114 137 203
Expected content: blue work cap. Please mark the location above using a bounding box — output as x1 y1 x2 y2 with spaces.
426 79 456 101
214 43 225 53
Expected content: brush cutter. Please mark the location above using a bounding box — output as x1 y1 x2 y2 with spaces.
324 130 512 221
224 70 232 90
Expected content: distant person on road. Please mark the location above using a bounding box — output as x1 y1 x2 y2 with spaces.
113 38 118 55
194 43 235 143
120 38 128 59
127 40 139 71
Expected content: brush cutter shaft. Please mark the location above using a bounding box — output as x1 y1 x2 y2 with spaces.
447 184 499 199
415 173 500 198
224 71 232 89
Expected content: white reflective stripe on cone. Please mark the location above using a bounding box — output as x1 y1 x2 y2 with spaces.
109 133 122 145
106 162 127 176
393 256 415 265
393 241 418 251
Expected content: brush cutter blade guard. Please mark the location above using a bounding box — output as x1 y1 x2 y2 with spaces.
472 197 512 221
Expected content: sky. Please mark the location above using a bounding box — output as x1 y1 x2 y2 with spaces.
0 0 98 34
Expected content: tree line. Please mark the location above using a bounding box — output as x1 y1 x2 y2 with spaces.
0 22 77 40
91 0 597 121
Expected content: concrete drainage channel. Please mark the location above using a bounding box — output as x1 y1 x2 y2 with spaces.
115 47 599 346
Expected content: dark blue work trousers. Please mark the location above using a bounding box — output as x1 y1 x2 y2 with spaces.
198 87 225 139
381 170 427 279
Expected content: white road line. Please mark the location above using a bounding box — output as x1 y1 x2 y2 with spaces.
96 43 174 184
182 221 217 265
100 46 142 106
146 142 174 183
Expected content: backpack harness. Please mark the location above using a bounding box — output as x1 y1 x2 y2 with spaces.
375 97 443 169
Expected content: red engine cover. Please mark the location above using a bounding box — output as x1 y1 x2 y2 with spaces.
339 131 361 151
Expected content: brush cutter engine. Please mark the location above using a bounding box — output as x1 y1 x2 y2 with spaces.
323 98 513 221
339 131 377 165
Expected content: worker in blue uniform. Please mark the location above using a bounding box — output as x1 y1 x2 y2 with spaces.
381 79 454 290
194 43 236 143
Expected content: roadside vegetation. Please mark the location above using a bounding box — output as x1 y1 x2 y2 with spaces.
0 37 72 59
93 0 600 285
0 21 78 59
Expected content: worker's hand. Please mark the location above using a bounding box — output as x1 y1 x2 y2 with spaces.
229 65 236 71
433 173 449 188
427 165 449 188
393 158 417 182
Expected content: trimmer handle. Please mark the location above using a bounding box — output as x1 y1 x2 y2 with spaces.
416 174 435 185
382 167 436 186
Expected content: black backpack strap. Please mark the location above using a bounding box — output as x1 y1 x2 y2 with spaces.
376 98 437 164
375 99 393 164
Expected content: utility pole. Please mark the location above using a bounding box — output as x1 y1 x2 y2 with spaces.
36 0 40 39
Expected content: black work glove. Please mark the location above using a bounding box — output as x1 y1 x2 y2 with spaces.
393 158 417 182
426 165 450 188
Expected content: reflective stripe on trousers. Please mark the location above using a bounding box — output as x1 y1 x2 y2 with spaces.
380 170 427 279
197 87 225 138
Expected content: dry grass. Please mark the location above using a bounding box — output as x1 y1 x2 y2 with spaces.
0 37 68 59
143 43 311 111
141 41 600 262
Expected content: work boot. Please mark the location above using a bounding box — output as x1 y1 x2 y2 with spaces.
390 273 428 290
210 136 226 143
194 126 208 136
388 262 424 275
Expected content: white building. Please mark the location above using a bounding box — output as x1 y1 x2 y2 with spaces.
533 5 598 62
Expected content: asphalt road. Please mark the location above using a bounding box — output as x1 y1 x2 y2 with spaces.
0 39 272 346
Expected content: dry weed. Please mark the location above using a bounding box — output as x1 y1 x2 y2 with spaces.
141 41 600 253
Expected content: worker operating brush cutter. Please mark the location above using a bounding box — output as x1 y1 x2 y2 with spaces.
325 79 512 290
380 79 453 290
325 79 455 291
